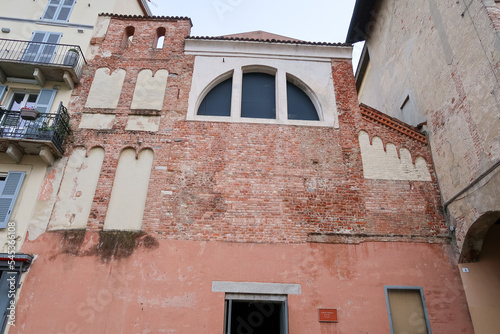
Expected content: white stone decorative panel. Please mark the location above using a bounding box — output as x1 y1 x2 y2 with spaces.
104 148 154 231
131 69 168 110
50 147 105 229
85 68 126 108
358 131 432 181
79 113 115 129
126 115 161 132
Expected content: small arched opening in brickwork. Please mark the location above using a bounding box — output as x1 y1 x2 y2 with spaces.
156 27 166 49
121 26 135 49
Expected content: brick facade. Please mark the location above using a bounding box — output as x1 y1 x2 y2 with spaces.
9 15 475 334
63 15 446 243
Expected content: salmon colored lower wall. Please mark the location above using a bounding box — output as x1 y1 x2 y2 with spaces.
13 232 473 333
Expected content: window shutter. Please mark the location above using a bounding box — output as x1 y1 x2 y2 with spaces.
22 31 46 62
35 89 57 114
0 271 19 332
0 86 6 104
0 172 25 229
56 0 76 22
41 0 61 20
37 32 62 63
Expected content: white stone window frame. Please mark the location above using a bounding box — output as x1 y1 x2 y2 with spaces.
213 281 301 334
185 39 350 128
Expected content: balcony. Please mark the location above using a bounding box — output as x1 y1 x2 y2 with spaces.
0 102 70 164
0 38 86 89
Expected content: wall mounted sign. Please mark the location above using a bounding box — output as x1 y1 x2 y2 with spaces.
318 308 338 322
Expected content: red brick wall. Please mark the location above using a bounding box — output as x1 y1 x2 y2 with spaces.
67 16 446 243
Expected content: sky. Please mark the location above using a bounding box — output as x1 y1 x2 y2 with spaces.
146 0 363 70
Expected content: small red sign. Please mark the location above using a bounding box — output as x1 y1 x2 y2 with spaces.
318 309 338 322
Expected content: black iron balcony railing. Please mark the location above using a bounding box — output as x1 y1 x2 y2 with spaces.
0 102 70 155
0 38 86 79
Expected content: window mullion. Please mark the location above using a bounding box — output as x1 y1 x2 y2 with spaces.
231 68 242 121
276 69 287 122
227 299 232 334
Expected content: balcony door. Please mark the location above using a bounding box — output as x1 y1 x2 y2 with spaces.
22 31 62 64
1 89 56 138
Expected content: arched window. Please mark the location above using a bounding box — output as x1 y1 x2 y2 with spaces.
241 73 276 119
287 80 319 121
195 68 320 122
121 26 135 49
156 27 166 49
197 77 232 116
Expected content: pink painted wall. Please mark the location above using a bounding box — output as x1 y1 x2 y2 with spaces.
13 232 472 334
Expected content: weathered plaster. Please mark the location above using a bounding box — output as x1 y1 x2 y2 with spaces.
358 131 431 181
85 68 126 109
130 69 168 111
27 157 67 240
79 113 116 129
355 0 500 255
51 147 105 230
104 148 153 231
0 156 46 251
14 236 474 334
125 115 161 132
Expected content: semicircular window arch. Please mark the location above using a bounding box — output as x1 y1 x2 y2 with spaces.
197 76 232 117
286 76 319 121
196 69 320 122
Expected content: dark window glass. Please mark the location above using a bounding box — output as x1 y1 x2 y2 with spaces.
287 81 319 120
241 73 276 119
227 301 284 334
197 78 232 116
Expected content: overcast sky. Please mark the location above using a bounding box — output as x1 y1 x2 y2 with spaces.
146 0 362 69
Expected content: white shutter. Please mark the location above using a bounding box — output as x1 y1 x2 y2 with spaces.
35 89 57 114
0 172 25 229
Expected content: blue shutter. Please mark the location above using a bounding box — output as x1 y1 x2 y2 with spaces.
42 0 75 22
37 32 61 64
0 271 19 332
0 172 25 229
22 31 46 62
0 86 6 104
22 31 61 63
41 0 60 20
56 0 76 22
35 89 57 114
